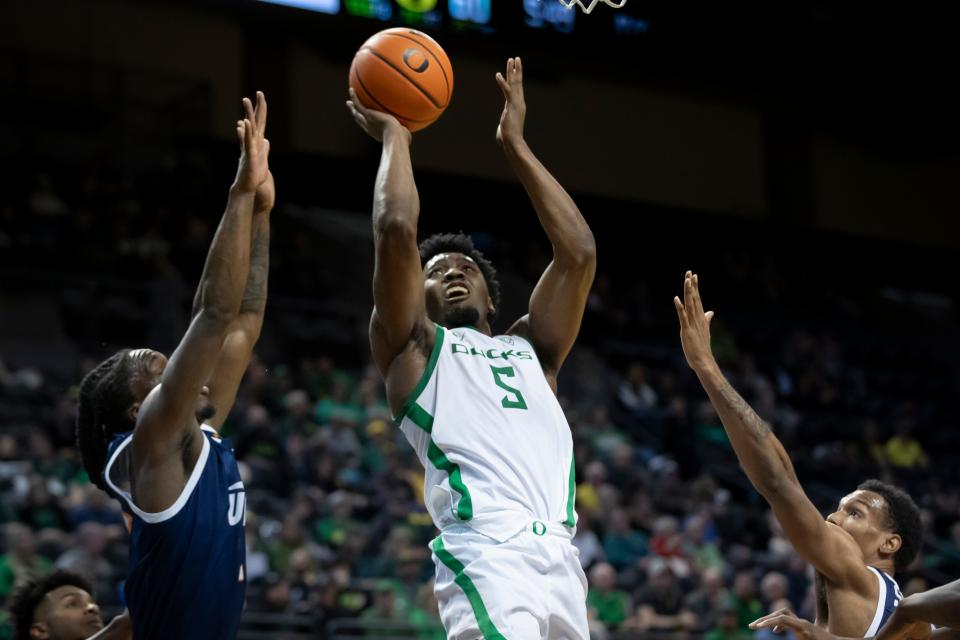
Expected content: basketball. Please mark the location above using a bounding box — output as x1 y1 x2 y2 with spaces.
349 28 453 132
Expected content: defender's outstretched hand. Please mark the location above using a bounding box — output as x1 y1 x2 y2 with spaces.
674 271 717 373
234 91 270 194
749 609 836 640
346 88 409 143
496 57 526 147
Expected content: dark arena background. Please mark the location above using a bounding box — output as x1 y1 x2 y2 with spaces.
2 1 960 639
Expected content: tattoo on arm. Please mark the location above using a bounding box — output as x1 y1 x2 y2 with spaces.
717 378 772 440
240 221 269 315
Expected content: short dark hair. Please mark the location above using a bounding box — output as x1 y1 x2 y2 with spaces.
8 570 94 640
858 479 923 572
418 233 501 320
76 350 135 490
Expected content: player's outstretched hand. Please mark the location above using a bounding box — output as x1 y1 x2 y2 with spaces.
496 57 526 148
749 609 835 640
346 88 409 143
234 91 270 194
674 271 717 373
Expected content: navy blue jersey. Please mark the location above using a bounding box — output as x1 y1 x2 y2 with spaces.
103 425 246 640
865 566 903 636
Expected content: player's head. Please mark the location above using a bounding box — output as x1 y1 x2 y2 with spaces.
8 570 103 640
419 233 501 330
76 348 215 489
826 479 922 573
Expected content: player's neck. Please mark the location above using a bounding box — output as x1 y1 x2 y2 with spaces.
867 559 895 576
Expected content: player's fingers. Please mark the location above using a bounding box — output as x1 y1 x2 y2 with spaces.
506 57 514 79
705 310 715 325
262 138 270 161
515 56 523 82
236 121 245 149
495 73 510 99
348 89 369 115
750 611 799 630
690 273 704 315
256 91 267 136
243 118 256 153
243 97 256 126
673 295 685 319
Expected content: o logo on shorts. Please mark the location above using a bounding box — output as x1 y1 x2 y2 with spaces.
403 48 429 73
532 521 546 536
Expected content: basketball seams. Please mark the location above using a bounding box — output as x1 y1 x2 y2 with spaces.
386 32 452 106
351 62 435 125
361 45 444 110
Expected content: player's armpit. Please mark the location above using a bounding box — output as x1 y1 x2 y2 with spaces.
765 480 872 586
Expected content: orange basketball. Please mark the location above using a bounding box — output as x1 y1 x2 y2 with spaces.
349 28 453 133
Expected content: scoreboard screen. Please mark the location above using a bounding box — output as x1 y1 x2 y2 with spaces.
256 0 650 38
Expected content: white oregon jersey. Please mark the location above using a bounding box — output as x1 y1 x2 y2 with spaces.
396 324 577 542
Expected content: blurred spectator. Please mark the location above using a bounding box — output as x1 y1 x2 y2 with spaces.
628 559 696 632
760 571 789 609
885 423 929 470
0 525 52 600
602 509 648 572
587 563 631 629
54 523 116 606
684 567 729 632
729 571 763 632
704 605 751 640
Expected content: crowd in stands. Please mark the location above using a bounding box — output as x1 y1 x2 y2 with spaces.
1 159 959 639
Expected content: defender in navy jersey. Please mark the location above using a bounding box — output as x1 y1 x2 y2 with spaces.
675 272 922 637
752 577 960 640
75 92 273 640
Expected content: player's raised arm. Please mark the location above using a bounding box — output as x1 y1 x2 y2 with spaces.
886 578 960 632
497 57 597 378
134 94 268 466
195 165 273 430
674 272 867 584
347 89 432 374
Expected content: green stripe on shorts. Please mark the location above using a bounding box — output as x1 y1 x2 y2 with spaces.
431 536 506 640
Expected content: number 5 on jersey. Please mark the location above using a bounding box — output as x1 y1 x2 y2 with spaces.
490 365 528 410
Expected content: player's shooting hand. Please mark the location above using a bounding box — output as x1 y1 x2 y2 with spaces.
346 88 410 144
495 57 526 148
749 609 836 640
674 271 718 373
234 91 271 194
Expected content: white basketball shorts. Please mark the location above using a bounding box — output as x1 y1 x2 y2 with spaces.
429 520 589 640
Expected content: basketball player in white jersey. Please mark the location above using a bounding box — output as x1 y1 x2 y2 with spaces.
674 272 923 637
346 57 596 639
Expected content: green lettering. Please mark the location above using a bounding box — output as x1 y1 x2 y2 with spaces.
451 343 468 355
517 351 533 360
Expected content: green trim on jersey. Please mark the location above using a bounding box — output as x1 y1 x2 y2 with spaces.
431 536 506 640
564 452 576 527
407 402 473 520
395 325 445 423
